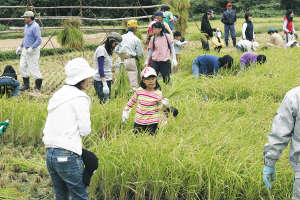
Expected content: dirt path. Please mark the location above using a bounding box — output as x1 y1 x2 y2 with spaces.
0 33 107 52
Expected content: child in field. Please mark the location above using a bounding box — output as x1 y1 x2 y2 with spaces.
211 29 226 52
122 67 169 135
238 52 267 74
173 31 188 63
236 40 259 53
160 106 179 126
242 12 255 41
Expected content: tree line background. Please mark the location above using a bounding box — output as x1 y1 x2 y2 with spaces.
0 0 299 27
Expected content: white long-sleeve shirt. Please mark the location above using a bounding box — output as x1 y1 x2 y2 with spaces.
283 20 296 34
242 22 255 40
43 85 91 155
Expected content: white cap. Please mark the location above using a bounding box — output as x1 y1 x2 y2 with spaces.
141 67 157 78
65 58 97 85
21 11 34 17
252 42 259 50
215 31 222 38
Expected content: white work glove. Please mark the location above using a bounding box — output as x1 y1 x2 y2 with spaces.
122 110 129 122
162 98 169 106
184 41 188 44
102 82 109 95
144 61 148 67
27 47 33 54
114 62 125 68
172 59 178 67
16 46 22 55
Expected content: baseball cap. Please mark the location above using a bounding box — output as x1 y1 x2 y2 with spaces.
161 5 167 11
268 28 276 34
252 42 259 50
65 58 97 85
21 11 34 17
82 149 98 186
141 67 157 78
155 11 166 18
206 10 214 17
227 3 232 6
107 32 122 45
127 20 138 27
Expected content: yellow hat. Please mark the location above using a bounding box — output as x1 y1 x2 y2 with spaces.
127 20 138 27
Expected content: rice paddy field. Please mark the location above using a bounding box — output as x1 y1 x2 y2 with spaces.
0 17 300 199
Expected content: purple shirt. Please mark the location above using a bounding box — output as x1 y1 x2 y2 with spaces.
240 52 261 66
20 20 42 48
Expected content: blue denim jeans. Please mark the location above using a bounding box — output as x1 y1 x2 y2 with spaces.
93 80 111 104
46 148 88 200
224 24 236 42
0 78 20 97
192 58 200 77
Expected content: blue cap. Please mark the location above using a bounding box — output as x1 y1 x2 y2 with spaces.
161 5 167 10
268 28 276 34
155 11 166 18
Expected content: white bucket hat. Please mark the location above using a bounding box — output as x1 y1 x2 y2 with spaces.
252 42 259 51
65 58 97 85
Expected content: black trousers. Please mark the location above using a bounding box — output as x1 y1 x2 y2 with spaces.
201 39 210 51
214 46 222 53
133 122 158 136
151 60 171 84
93 80 112 104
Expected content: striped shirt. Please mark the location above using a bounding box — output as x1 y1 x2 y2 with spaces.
125 87 162 125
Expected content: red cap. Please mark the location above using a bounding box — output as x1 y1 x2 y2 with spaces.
227 3 232 6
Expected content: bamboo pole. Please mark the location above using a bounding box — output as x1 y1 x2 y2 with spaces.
0 5 162 9
80 0 84 58
0 15 152 21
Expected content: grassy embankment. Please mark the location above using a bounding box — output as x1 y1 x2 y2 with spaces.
0 18 300 199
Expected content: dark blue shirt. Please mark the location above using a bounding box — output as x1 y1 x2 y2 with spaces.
196 55 220 75
221 10 237 25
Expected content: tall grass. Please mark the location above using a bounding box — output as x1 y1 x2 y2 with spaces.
1 19 300 198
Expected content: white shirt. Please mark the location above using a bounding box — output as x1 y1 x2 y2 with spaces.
237 40 253 52
43 85 91 155
115 31 143 57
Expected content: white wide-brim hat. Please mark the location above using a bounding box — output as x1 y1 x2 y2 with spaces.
65 58 97 85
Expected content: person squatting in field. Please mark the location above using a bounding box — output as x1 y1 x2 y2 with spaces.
16 11 43 92
236 40 259 53
242 12 255 42
263 86 300 200
115 20 143 91
42 58 97 199
145 22 177 84
122 67 169 136
94 32 123 103
211 29 226 53
283 9 298 45
0 65 20 97
266 28 284 49
237 52 267 75
192 55 233 77
201 9 216 51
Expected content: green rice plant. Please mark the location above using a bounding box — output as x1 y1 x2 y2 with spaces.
0 188 24 199
57 19 84 50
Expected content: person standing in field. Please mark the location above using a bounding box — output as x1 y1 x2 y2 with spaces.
16 11 42 92
115 20 143 91
145 22 177 84
242 12 255 42
266 28 284 49
163 6 175 33
43 58 97 200
169 14 178 32
221 3 237 47
192 55 233 77
122 67 169 136
146 11 173 67
173 31 188 63
94 32 122 103
201 9 217 51
283 9 298 44
263 86 300 200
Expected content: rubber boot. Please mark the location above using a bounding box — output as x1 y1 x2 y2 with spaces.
225 41 228 48
19 77 30 91
33 79 43 92
233 41 236 47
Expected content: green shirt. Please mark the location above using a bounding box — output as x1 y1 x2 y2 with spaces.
163 11 173 24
